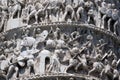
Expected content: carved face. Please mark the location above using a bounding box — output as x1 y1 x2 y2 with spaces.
36 28 41 33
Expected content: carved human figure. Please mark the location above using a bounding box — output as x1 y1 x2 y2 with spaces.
58 8 64 22
26 0 36 24
47 0 62 22
35 1 49 23
68 31 81 47
73 0 84 9
51 50 61 73
99 0 107 28
26 57 34 76
100 60 113 80
76 6 85 22
65 58 79 72
109 9 119 34
111 58 120 70
10 0 22 18
0 60 10 79
6 54 19 80
22 28 30 37
56 39 66 49
0 0 9 32
62 5 76 21
83 35 93 56
33 28 48 49
54 27 61 40
46 39 56 49
87 9 95 24
61 33 70 42
113 69 119 80
84 0 94 11
102 4 113 30
19 50 35 76
45 49 60 73
84 0 95 24
75 54 88 73
99 0 107 18
93 39 107 57
88 61 104 77
64 0 72 6
20 36 36 50
102 49 117 65
64 47 81 72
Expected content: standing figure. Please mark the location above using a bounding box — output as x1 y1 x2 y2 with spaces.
109 9 119 34
0 0 9 32
35 1 49 23
62 5 76 22
76 6 85 22
26 0 36 24
99 0 107 28
84 0 95 24
88 61 104 77
10 0 23 18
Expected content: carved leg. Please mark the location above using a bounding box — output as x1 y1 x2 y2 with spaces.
62 11 68 21
27 10 36 24
6 65 14 80
0 15 5 31
35 9 42 23
100 69 105 78
65 64 74 73
108 18 112 31
75 62 82 72
88 67 96 75
101 15 107 29
82 63 88 74
18 10 20 18
35 13 39 24
71 11 76 21
76 12 80 21
11 10 18 19
76 8 81 21
87 16 90 24
113 21 118 35
34 57 40 75
48 64 53 73
11 67 19 80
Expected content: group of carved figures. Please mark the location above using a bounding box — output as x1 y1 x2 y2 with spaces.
0 0 120 35
0 27 120 80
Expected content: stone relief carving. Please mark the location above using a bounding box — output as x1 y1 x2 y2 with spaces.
0 0 119 34
0 26 119 80
0 0 120 80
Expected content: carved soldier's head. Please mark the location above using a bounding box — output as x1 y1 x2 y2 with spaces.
86 35 93 41
36 28 41 34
